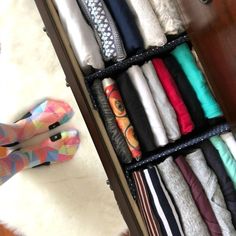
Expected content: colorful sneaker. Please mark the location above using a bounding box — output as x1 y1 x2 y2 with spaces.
0 99 74 147
0 130 80 185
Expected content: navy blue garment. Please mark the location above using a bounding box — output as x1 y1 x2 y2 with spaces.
103 0 144 56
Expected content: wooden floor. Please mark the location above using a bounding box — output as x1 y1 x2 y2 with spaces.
0 224 16 236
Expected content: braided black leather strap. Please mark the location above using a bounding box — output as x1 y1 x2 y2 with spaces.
85 35 189 84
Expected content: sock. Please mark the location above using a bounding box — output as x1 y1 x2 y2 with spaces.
0 99 73 146
0 130 80 185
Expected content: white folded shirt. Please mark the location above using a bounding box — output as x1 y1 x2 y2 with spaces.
127 65 168 147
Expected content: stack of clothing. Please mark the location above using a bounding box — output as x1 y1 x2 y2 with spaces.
133 133 236 236
92 43 222 163
53 0 185 73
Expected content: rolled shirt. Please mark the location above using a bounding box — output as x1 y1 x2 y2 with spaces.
148 0 184 35
152 58 194 135
77 0 126 62
210 136 236 189
53 0 104 74
116 72 156 152
171 43 223 119
141 61 181 142
102 78 142 159
201 140 236 228
163 54 207 129
186 149 236 236
127 66 168 147
103 0 144 56
143 166 185 236
91 79 132 164
221 132 236 160
157 157 210 236
175 155 222 236
125 0 167 48
133 171 162 236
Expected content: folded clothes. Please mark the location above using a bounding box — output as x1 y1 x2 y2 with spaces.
103 0 144 56
125 0 167 48
143 166 185 236
172 43 223 119
91 79 132 164
77 0 126 62
148 0 184 35
102 78 142 159
186 149 236 236
158 157 210 236
175 155 222 236
142 61 180 141
127 65 168 147
163 54 207 129
53 0 104 73
210 136 236 189
133 171 162 236
116 72 156 152
201 140 236 228
152 58 194 135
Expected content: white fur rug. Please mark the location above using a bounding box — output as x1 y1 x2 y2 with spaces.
0 0 126 235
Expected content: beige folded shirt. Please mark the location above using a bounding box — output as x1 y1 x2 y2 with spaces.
125 0 167 48
53 0 104 74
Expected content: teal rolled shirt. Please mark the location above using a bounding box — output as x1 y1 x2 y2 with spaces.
171 43 222 119
210 136 236 189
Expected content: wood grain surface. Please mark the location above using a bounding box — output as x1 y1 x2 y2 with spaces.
175 0 236 128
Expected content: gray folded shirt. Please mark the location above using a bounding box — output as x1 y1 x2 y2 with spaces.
158 157 210 236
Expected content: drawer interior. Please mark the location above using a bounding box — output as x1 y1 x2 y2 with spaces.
35 0 232 235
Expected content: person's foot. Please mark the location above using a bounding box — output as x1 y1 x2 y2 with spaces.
0 99 74 146
0 130 80 185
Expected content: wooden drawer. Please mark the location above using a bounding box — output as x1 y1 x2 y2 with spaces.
34 0 148 235
34 0 236 235
175 0 236 126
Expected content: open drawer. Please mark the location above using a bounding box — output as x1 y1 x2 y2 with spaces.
34 0 236 235
34 0 148 235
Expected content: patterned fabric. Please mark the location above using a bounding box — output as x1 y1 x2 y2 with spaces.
78 0 126 61
144 166 185 236
0 99 73 146
102 78 142 160
91 79 132 164
133 171 161 236
0 130 80 185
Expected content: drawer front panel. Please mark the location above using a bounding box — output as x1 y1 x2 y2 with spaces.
176 0 236 127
